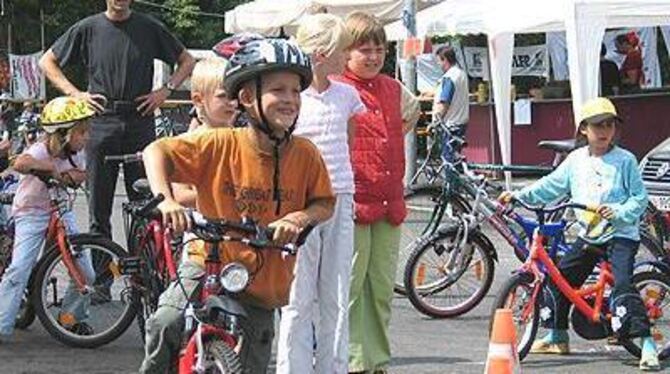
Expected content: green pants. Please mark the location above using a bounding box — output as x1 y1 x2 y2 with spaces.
348 220 401 372
139 261 275 374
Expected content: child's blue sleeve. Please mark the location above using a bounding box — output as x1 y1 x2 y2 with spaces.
514 156 571 205
607 157 648 225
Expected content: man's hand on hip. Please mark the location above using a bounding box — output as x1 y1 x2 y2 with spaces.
72 91 107 113
135 88 170 117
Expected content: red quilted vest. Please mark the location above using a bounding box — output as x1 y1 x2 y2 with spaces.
335 70 406 225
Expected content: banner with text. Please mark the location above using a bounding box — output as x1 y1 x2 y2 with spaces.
9 52 45 101
463 44 548 79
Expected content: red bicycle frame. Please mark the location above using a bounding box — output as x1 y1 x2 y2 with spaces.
524 230 613 324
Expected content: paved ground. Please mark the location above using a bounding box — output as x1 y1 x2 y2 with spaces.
0 187 666 373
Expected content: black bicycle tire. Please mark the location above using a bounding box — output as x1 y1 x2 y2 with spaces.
621 271 670 360
14 292 35 329
490 272 539 361
403 228 495 318
205 339 244 373
31 235 136 348
395 184 470 295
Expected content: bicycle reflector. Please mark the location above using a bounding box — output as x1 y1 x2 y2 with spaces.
220 262 249 293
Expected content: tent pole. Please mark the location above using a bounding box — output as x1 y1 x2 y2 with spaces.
402 0 417 186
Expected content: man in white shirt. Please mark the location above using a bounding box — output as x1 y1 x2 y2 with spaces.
432 45 469 138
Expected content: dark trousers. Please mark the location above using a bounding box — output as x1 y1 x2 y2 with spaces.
543 237 650 337
86 113 155 237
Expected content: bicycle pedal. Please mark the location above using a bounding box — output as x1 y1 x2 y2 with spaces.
119 256 142 275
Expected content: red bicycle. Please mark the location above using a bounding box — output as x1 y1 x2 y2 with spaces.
179 209 311 373
105 153 182 339
492 199 670 361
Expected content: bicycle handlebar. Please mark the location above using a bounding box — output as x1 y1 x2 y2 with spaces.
509 197 592 215
104 153 143 164
133 193 313 254
189 210 314 254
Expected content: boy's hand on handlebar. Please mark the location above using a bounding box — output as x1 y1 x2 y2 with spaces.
158 198 191 234
597 205 615 220
268 218 301 247
497 191 515 204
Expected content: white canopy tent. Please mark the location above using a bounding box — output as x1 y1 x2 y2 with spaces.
225 0 435 35
386 0 670 174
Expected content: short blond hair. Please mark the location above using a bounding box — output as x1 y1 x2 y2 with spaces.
345 11 386 48
296 14 352 56
190 57 227 95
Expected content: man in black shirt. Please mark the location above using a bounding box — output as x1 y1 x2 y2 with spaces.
600 44 620 96
39 0 195 237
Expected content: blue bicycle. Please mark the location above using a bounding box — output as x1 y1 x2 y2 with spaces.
402 153 663 319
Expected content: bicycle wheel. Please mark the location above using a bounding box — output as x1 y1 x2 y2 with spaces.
31 235 136 348
621 271 670 360
403 227 494 318
642 203 667 249
491 272 540 361
134 238 171 342
396 185 469 295
202 339 244 373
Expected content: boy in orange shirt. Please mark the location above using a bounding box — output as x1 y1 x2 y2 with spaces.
139 38 335 374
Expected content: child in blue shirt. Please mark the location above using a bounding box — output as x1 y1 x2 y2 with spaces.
499 97 660 371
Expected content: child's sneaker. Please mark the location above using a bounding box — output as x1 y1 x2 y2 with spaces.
639 337 661 372
529 329 570 354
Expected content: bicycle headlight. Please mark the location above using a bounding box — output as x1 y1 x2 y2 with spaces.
219 262 249 293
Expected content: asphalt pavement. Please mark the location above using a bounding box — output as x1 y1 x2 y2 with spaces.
0 186 665 374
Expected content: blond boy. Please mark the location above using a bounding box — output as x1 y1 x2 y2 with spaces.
173 57 237 207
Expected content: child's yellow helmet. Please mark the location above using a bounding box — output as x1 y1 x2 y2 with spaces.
40 96 95 133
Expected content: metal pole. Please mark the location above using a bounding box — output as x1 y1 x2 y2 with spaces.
40 7 45 52
402 0 417 186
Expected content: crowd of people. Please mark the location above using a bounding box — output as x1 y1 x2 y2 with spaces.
0 0 662 373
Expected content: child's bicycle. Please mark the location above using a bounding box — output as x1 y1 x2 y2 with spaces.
492 198 670 361
105 153 183 340
126 192 313 373
24 171 136 348
401 147 663 318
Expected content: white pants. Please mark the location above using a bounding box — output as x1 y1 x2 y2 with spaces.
277 194 354 374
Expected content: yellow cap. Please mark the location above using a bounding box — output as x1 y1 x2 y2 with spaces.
579 97 621 125
40 96 95 133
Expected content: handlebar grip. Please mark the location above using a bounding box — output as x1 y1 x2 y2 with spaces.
295 224 315 247
264 223 315 247
104 153 143 163
136 194 165 218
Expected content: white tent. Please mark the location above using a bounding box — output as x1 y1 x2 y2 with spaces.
386 0 670 172
225 0 435 35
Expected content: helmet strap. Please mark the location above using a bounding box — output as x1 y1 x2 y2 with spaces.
252 77 294 215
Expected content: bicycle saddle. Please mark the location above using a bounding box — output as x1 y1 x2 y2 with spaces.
132 179 152 197
537 139 576 154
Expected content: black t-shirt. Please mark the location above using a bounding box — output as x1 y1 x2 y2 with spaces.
600 59 621 96
51 12 184 101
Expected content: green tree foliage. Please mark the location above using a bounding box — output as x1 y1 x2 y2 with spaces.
1 0 247 95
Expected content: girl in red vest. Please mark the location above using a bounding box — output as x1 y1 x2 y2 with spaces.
334 12 419 374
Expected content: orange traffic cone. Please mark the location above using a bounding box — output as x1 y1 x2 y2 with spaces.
484 308 519 374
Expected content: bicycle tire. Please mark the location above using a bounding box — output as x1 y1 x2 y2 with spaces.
14 292 35 329
396 184 470 295
621 271 670 361
642 203 667 249
490 272 539 361
31 235 136 348
403 227 494 318
204 339 244 373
